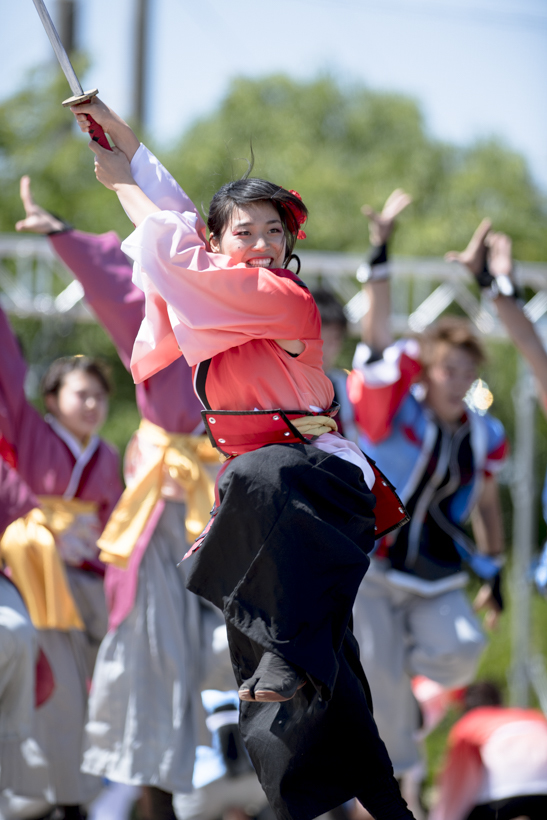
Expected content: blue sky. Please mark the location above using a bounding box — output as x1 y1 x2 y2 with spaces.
3 0 547 191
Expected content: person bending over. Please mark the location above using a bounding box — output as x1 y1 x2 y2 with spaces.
430 680 547 820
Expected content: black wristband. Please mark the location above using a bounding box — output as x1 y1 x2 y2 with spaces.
488 569 504 611
356 243 390 283
475 260 494 290
369 243 388 267
475 259 520 300
46 215 73 236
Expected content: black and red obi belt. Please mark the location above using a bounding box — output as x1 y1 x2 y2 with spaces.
201 407 338 458
188 405 409 556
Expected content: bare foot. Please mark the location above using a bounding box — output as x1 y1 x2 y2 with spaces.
348 799 374 820
361 188 412 246
15 176 66 234
238 651 305 702
445 218 491 275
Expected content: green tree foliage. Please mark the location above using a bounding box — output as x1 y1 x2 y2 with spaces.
1 69 546 257
163 74 547 259
0 64 134 236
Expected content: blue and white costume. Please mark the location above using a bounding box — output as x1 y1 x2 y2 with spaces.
348 337 507 775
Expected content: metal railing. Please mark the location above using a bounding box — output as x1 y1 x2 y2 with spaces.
2 232 547 709
2 235 547 332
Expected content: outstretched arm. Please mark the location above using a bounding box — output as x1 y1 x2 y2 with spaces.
70 98 206 238
16 176 143 369
471 476 504 630
68 98 160 225
488 232 547 407
15 176 67 235
447 222 547 409
71 96 140 163
89 140 161 227
0 301 34 446
359 189 412 355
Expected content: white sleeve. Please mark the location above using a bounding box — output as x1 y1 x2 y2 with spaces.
128 144 207 240
351 338 421 386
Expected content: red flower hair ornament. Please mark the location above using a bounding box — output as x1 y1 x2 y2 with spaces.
282 189 307 240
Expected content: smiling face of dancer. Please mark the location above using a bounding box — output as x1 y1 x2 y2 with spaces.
209 201 287 269
206 181 309 354
43 358 110 445
206 176 307 271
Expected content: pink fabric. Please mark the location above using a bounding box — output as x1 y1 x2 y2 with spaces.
123 213 333 413
0 304 123 529
51 230 143 371
48 227 205 622
51 230 203 434
127 142 208 245
104 499 165 631
0 457 38 533
431 707 547 820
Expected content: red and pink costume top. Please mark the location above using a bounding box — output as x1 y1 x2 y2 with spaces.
431 706 547 820
116 145 380 490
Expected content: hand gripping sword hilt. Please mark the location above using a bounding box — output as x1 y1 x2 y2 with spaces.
62 88 112 151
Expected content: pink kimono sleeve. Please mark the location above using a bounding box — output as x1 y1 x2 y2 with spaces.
51 230 143 369
0 303 31 445
130 144 207 243
0 457 38 533
123 212 313 382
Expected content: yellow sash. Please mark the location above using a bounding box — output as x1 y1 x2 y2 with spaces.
291 415 338 438
0 497 98 631
98 419 219 569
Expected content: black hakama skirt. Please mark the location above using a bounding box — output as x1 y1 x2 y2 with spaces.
187 443 412 820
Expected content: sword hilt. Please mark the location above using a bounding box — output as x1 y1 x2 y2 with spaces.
62 89 112 152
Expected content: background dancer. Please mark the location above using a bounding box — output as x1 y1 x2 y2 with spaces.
0 306 122 819
69 95 414 820
0 457 53 805
312 288 359 443
348 190 507 811
430 681 547 820
16 176 224 820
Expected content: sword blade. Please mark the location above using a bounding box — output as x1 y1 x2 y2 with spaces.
31 0 84 97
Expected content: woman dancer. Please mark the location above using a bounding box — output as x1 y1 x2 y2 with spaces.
0 308 122 819
69 97 413 820
16 177 224 820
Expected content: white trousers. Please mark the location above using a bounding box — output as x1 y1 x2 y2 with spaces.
353 560 486 775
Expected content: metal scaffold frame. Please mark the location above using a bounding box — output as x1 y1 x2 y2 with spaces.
2 233 547 708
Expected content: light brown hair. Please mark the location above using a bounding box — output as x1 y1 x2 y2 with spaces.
419 316 486 369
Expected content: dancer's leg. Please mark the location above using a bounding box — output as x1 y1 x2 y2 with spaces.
353 565 419 775
140 787 176 820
